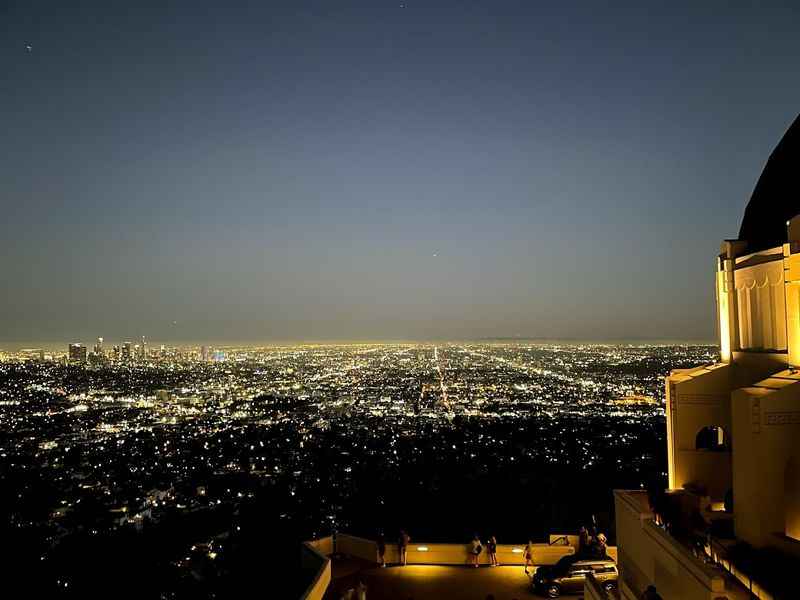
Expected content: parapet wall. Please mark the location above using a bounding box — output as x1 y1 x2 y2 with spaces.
335 532 616 566
299 538 332 600
614 489 728 599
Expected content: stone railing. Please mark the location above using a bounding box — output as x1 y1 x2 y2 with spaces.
299 537 332 600
337 532 581 566
615 489 737 599
584 573 616 600
329 532 617 566
404 541 575 566
707 536 779 600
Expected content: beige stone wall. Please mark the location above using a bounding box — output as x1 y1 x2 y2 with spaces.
614 490 728 600
733 259 787 352
300 541 331 600
583 574 610 600
666 364 733 499
732 374 800 547
784 249 800 366
335 533 582 566
308 535 333 556
336 533 378 562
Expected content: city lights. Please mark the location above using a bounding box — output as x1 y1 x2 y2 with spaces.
0 340 717 595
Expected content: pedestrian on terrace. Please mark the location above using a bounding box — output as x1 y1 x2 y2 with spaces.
487 535 498 566
377 532 386 567
470 534 482 567
523 540 534 574
398 529 410 566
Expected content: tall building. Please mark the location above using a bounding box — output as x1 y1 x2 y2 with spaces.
608 115 800 600
93 337 104 356
122 341 133 362
68 343 87 363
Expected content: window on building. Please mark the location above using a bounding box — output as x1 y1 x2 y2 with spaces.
695 426 729 451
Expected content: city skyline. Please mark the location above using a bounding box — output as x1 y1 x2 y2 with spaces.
1 339 704 597
0 336 719 353
2 2 800 343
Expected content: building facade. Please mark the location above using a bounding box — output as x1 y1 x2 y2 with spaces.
68 343 87 363
608 115 800 599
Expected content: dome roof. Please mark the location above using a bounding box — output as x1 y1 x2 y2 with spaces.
738 114 800 252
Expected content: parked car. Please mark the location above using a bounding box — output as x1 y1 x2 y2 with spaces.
532 557 618 597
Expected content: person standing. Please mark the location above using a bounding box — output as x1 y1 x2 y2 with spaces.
595 533 608 559
470 534 482 567
641 585 663 600
487 535 498 566
377 533 386 567
523 540 534 575
398 530 410 566
578 526 591 557
356 580 367 600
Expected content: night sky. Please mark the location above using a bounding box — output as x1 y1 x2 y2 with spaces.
2 1 799 345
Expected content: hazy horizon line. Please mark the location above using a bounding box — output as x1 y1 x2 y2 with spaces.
0 337 719 351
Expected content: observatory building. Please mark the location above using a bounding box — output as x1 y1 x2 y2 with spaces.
612 115 800 600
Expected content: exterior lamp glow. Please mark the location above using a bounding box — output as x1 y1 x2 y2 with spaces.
417 546 429 551
511 548 523 554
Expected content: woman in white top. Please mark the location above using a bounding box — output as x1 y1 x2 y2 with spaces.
470 534 482 567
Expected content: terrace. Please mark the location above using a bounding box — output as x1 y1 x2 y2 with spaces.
301 533 618 600
327 559 537 600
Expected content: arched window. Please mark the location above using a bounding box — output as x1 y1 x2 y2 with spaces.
786 458 800 541
695 426 729 451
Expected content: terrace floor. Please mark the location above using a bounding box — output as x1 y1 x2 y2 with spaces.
325 557 579 600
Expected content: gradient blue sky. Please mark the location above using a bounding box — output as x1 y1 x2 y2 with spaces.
2 1 799 344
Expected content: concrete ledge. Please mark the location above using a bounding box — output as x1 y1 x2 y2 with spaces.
300 540 331 600
643 519 725 592
337 533 378 563
584 573 614 600
308 535 334 556
342 537 577 566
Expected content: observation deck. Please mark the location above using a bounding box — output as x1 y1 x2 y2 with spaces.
301 533 618 600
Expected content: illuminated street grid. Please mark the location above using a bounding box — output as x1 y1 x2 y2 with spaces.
0 342 715 596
